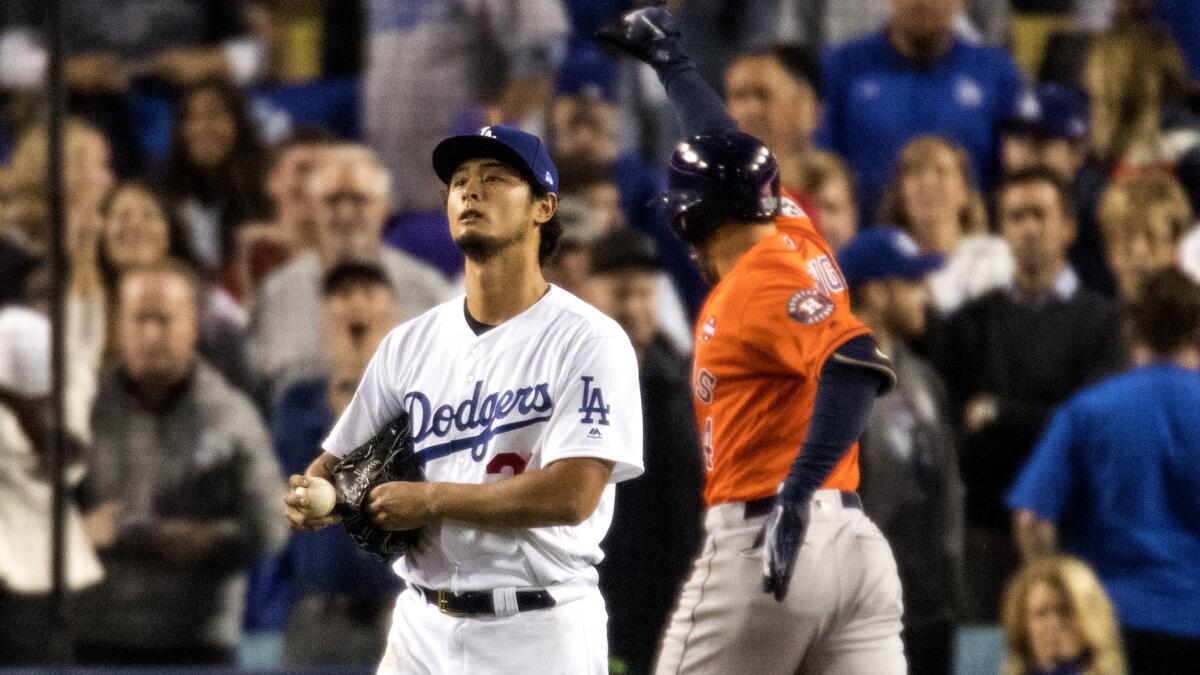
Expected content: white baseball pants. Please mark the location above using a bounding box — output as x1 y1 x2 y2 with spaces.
377 583 608 674
657 489 907 674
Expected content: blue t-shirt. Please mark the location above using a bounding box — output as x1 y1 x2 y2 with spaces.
1007 364 1200 637
817 31 1023 218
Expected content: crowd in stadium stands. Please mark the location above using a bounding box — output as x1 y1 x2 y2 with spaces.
1 1 1199 673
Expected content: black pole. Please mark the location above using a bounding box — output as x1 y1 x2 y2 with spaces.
46 0 73 664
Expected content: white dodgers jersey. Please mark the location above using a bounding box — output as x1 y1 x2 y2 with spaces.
323 285 644 592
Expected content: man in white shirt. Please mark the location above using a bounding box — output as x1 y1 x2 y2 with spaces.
284 125 644 674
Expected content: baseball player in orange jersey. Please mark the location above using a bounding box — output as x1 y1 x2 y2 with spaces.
601 6 907 673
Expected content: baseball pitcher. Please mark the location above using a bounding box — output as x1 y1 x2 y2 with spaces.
284 126 644 674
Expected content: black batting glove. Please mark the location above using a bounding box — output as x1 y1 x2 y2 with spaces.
761 498 811 602
596 4 687 68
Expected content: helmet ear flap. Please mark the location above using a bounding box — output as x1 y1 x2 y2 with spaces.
669 198 728 246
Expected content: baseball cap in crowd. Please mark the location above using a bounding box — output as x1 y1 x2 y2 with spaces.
1005 83 1089 142
433 125 559 194
836 227 946 288
555 46 620 103
589 228 663 275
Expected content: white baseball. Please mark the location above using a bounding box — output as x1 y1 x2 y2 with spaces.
295 477 338 518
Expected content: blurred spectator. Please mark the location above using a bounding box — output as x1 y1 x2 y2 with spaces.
95 181 250 390
0 0 262 175
1002 82 1116 296
363 0 568 214
1003 84 1090 180
588 228 704 675
934 166 1125 623
878 135 1012 314
796 150 860 251
672 0 792 92
381 210 465 282
551 46 707 316
0 168 39 307
230 126 338 304
816 0 1011 47
246 144 449 406
160 80 271 274
1181 225 1200 284
1154 0 1200 82
7 119 115 248
819 0 1025 218
258 262 402 667
1000 556 1125 675
75 261 286 666
541 196 598 299
548 169 693 355
724 46 822 207
1097 174 1194 303
556 158 627 233
1008 267 1200 674
7 118 115 390
1084 20 1200 212
839 226 962 675
0 305 103 665
1073 0 1155 32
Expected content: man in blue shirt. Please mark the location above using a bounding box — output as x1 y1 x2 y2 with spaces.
818 0 1024 217
1008 267 1200 674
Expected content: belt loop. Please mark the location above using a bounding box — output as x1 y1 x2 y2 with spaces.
493 588 519 617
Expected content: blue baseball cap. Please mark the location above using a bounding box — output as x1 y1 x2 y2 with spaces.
555 47 619 103
1006 83 1089 141
836 227 946 287
432 125 559 193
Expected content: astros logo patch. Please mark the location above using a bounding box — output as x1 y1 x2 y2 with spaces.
787 290 834 324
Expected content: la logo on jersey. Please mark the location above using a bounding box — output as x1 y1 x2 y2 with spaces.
578 376 610 427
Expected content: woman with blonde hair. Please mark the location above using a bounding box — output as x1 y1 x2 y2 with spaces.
1002 555 1125 675
877 135 1012 314
8 118 114 226
1085 22 1191 172
1097 174 1195 302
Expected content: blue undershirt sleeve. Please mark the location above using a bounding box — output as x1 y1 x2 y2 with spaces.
653 57 737 137
778 334 894 504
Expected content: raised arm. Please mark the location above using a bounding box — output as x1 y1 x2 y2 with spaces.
598 5 737 137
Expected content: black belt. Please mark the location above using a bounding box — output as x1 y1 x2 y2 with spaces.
744 491 862 519
414 585 557 617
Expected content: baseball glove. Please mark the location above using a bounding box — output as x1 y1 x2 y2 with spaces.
331 411 423 560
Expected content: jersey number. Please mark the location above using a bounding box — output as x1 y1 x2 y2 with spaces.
807 255 847 297
486 452 529 477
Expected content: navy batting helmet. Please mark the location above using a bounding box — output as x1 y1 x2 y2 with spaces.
661 129 781 246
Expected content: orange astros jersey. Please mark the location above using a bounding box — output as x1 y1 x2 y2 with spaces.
693 195 870 506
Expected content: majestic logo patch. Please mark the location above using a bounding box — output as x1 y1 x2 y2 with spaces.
788 289 835 324
701 316 716 342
